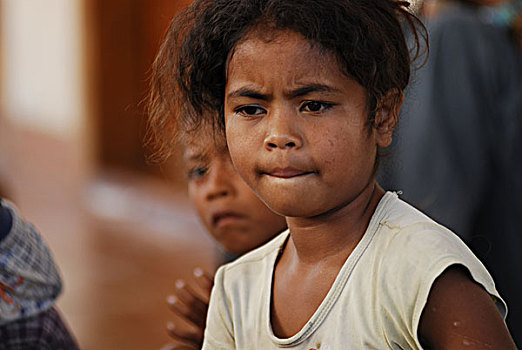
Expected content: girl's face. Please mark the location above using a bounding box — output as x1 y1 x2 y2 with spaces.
224 30 395 218
185 128 287 255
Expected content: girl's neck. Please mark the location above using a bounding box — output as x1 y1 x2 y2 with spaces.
285 183 385 266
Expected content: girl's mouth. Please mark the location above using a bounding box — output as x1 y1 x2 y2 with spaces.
264 167 316 179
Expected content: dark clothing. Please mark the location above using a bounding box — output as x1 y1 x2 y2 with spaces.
0 199 13 242
0 307 79 350
380 3 522 344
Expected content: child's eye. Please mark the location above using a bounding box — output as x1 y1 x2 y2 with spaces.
300 101 333 113
235 105 266 117
187 166 208 180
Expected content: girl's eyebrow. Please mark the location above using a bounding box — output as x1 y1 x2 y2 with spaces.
227 87 270 101
227 84 340 101
287 84 340 98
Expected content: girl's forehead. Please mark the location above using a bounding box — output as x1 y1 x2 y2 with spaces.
229 30 338 73
226 29 351 92
232 29 326 61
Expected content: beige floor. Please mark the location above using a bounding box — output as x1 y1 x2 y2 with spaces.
0 123 218 350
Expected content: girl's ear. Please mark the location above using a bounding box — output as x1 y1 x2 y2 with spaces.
374 89 403 147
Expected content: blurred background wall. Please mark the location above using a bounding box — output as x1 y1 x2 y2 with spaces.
0 0 218 349
2 0 85 138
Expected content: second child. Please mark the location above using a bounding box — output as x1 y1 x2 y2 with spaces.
161 121 287 349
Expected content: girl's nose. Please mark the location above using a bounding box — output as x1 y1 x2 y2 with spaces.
263 110 303 151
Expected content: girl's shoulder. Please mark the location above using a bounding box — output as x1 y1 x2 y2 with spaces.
374 192 484 271
368 192 506 323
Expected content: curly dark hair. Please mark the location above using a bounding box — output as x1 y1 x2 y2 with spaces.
148 0 427 161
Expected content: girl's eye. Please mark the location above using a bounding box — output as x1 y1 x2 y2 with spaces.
235 105 266 117
187 166 208 180
300 101 332 113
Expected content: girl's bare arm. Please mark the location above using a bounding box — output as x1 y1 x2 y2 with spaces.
418 265 516 349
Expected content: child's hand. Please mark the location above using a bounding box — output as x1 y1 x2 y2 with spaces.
165 267 214 348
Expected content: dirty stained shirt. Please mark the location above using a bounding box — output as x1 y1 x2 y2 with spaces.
202 192 505 349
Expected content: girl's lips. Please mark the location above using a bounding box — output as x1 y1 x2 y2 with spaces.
266 167 314 178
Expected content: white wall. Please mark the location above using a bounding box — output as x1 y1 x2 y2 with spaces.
1 0 85 138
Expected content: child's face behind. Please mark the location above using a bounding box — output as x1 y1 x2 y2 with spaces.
224 30 394 218
184 129 287 256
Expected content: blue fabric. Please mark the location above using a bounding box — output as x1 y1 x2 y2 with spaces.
0 200 62 324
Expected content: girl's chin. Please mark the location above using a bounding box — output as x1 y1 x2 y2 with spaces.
262 202 325 219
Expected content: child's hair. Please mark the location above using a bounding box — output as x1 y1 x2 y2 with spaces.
148 0 427 161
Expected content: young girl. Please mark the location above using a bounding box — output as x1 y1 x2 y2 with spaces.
149 0 516 348
161 121 287 349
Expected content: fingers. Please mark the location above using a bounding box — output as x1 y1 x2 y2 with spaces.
167 294 206 329
166 321 204 348
193 267 214 299
165 267 214 344
168 279 208 326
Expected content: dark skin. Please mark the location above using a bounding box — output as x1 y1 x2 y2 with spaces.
419 265 516 349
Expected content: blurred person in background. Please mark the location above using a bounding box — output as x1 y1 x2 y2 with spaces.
380 0 522 344
157 122 287 350
0 197 78 349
